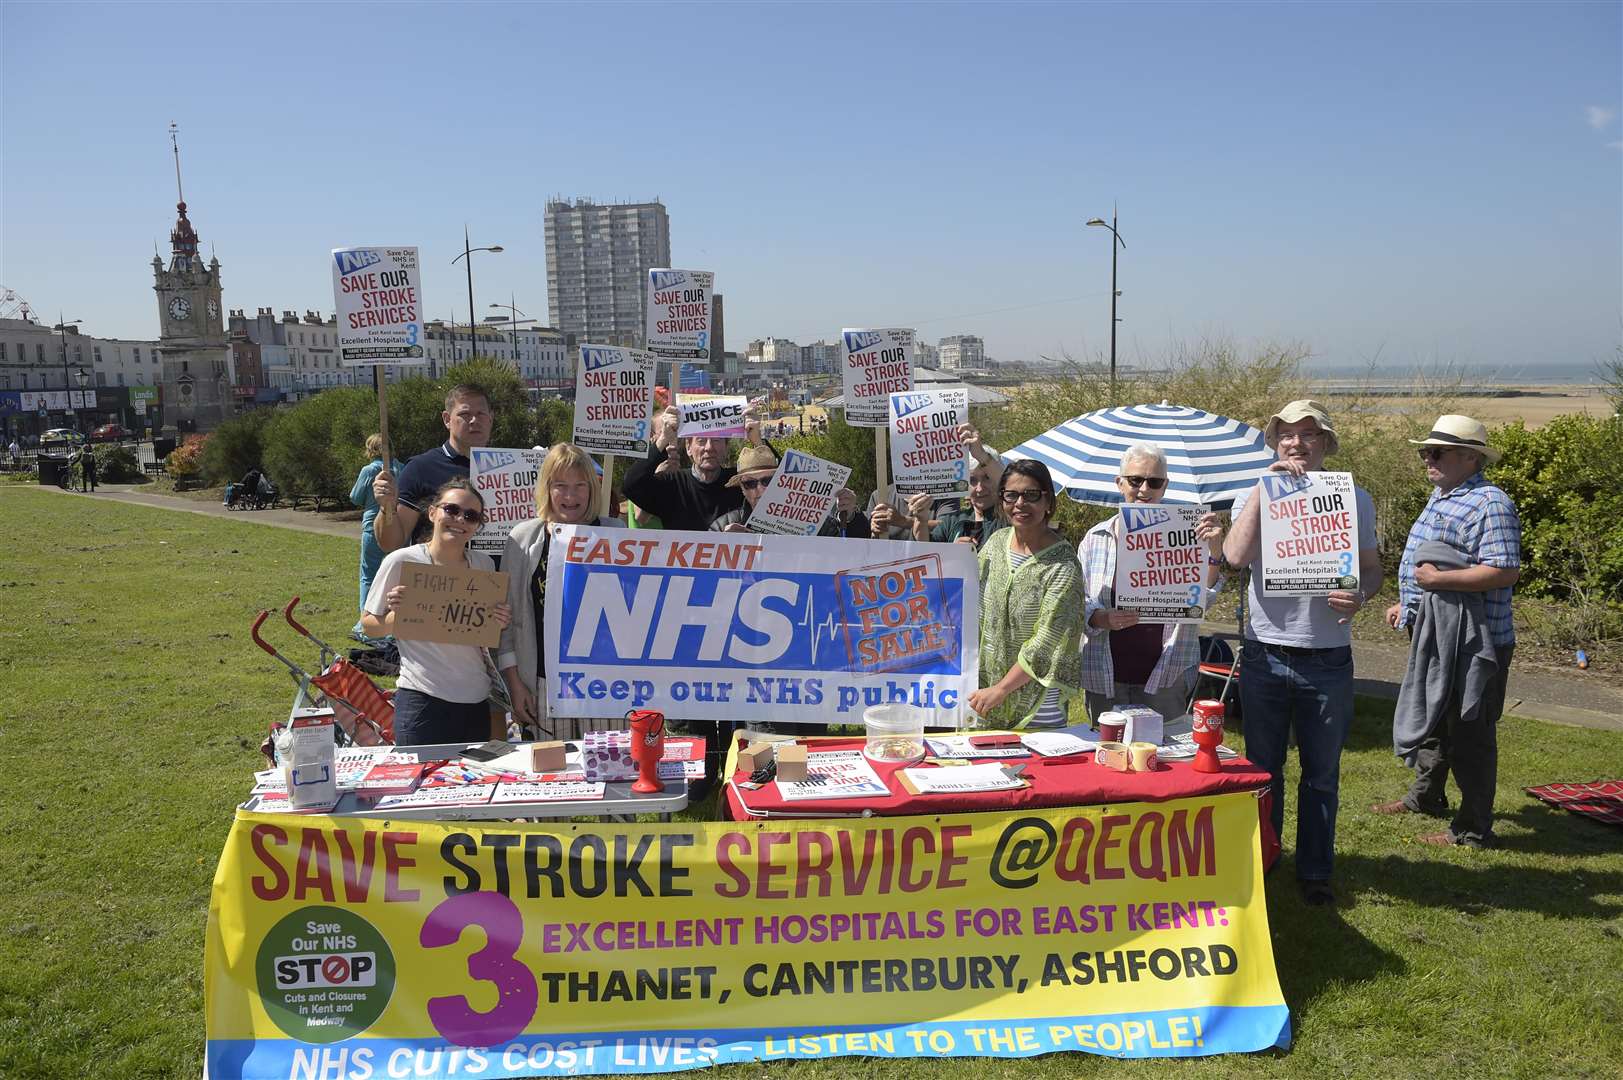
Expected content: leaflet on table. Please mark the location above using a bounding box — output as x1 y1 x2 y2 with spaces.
645 268 713 362
889 387 970 497
924 734 1028 759
774 750 891 801
840 327 914 427
469 447 548 556
676 394 748 438
252 750 419 794
1254 470 1361 596
747 450 851 536
1115 504 1208 623
1021 731 1094 757
902 763 1028 794
489 781 606 804
372 783 496 810
573 344 658 454
238 793 339 814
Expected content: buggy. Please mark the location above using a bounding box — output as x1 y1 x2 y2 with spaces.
225 468 276 510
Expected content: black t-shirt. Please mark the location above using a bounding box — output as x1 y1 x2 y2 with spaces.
623 441 744 532
396 442 470 543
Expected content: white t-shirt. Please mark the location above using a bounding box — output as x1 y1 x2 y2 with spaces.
365 544 497 703
1231 477 1378 649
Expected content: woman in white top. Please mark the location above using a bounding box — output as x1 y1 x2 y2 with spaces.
362 478 511 745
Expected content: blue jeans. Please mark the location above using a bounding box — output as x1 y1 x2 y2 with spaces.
1239 641 1354 883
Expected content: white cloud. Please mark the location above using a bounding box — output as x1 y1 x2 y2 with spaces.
1586 105 1616 129
1609 140 1623 151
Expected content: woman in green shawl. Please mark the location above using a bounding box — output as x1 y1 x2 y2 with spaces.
969 458 1084 728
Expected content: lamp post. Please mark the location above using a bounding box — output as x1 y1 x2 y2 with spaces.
452 227 503 362
74 367 90 436
55 313 83 430
489 298 529 366
1085 212 1125 394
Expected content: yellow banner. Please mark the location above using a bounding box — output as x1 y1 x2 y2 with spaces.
205 793 1288 1076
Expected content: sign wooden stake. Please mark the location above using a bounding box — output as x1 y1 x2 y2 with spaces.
599 453 616 518
373 366 392 472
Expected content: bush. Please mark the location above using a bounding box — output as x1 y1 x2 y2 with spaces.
165 434 208 480
95 445 142 483
262 393 361 500
199 410 274 486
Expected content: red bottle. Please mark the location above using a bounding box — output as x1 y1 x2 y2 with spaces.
628 709 666 794
1191 699 1226 774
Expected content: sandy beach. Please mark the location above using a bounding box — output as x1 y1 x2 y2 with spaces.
1320 386 1614 429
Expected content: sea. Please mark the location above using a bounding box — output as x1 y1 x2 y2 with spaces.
1303 361 1608 390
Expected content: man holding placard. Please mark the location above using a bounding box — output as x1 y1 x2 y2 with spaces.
1220 400 1382 907
711 446 860 537
373 384 495 551
623 404 766 532
1079 443 1226 723
902 426 1005 549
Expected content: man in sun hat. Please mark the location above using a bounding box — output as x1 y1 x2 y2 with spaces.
1220 399 1383 907
1374 415 1520 848
712 443 869 537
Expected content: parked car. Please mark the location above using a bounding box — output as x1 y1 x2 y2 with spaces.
91 423 129 442
41 428 87 446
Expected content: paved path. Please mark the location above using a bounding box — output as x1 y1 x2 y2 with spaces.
28 481 1623 731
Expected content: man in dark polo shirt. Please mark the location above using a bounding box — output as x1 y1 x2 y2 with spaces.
372 384 493 550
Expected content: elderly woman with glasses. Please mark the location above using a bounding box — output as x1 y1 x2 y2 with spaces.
1078 442 1225 723
968 459 1085 729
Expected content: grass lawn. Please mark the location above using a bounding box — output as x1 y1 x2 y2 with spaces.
1 486 1619 1079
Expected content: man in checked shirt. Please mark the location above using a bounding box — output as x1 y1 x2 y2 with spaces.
1376 415 1521 848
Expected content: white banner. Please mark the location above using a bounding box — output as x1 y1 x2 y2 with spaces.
1114 504 1208 623
468 447 546 556
572 344 657 454
840 327 914 427
748 449 852 536
677 394 748 438
1256 471 1361 596
645 268 713 361
331 246 425 366
889 387 970 497
544 526 980 724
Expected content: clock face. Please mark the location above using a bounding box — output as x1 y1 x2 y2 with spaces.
168 297 192 321
206 298 219 319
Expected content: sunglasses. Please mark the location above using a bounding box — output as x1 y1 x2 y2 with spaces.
1000 489 1047 505
436 503 486 525
740 475 775 491
1417 447 1457 462
1120 475 1168 490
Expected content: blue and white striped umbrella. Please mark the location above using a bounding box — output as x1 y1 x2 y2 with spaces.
1002 402 1274 509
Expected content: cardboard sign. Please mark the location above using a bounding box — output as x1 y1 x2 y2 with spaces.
331 246 424 366
889 387 970 497
393 563 509 647
840 327 914 427
1114 504 1208 623
748 449 852 536
677 394 748 438
645 268 713 361
1256 471 1361 595
573 344 657 454
468 447 547 556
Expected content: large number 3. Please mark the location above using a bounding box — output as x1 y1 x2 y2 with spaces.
420 891 537 1046
405 324 419 346
1338 552 1353 575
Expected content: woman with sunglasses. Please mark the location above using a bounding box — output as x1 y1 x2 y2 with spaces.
968 459 1085 728
362 478 512 746
497 444 624 738
1078 443 1226 723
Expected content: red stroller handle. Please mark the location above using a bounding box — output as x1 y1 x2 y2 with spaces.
251 609 273 655
282 596 312 638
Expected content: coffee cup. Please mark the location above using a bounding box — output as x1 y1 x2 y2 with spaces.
1098 711 1127 743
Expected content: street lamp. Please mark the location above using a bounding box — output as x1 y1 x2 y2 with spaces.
74 367 90 435
489 298 529 365
54 313 83 430
451 226 503 361
1085 212 1125 393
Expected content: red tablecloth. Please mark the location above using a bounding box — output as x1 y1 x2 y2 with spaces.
723 736 1279 868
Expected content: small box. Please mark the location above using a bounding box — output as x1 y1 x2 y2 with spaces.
580 730 636 781
774 743 808 782
1120 706 1163 747
738 742 775 775
284 707 338 808
528 741 567 772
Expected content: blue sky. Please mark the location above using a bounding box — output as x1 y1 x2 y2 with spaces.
3 1 1619 373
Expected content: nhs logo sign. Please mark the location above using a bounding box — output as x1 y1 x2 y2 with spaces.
780 451 820 476
844 330 882 352
650 270 687 291
582 347 621 371
1121 506 1171 532
334 249 381 276
1262 474 1307 501
473 449 518 469
890 393 933 419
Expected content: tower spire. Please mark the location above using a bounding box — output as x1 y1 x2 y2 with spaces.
169 121 185 205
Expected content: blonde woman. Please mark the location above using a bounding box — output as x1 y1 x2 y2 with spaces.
498 444 625 734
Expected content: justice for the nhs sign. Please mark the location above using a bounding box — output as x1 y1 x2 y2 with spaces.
543 526 981 724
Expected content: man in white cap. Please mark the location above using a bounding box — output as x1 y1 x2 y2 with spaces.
1220 400 1382 906
1375 415 1520 848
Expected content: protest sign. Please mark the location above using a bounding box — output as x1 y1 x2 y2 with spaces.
646 268 714 362
747 449 852 536
889 388 970 497
392 563 509 647
1114 505 1208 623
1255 471 1361 595
677 394 748 439
573 345 657 455
544 525 979 724
469 447 548 557
331 247 424 366
840 327 914 428
204 792 1289 1077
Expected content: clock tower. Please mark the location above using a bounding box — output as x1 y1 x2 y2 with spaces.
152 124 231 432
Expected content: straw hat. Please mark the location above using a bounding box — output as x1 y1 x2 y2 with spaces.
726 444 779 487
1263 399 1340 455
1408 415 1500 464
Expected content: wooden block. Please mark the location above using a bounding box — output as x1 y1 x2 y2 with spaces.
737 742 775 775
528 741 567 772
774 743 808 782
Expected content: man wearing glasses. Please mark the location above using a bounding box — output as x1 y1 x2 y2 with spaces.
1221 400 1382 907
1375 415 1520 849
711 444 869 537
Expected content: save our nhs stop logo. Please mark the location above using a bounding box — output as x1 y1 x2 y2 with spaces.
255 906 395 1043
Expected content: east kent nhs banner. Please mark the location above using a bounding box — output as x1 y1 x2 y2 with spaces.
543 526 979 724
204 794 1289 1077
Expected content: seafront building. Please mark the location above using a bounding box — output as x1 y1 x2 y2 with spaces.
544 198 671 348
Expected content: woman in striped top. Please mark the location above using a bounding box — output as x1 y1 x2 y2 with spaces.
969 459 1085 729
